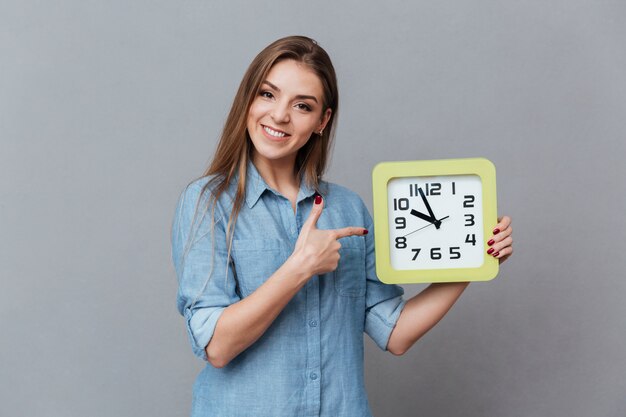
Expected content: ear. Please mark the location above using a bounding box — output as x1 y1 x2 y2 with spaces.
317 108 332 133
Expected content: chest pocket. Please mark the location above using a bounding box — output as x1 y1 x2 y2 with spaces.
334 236 366 297
231 239 287 297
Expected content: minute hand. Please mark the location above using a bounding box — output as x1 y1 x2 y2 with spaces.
418 187 441 229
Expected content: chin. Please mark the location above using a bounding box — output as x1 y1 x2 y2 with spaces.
250 136 303 163
251 144 292 163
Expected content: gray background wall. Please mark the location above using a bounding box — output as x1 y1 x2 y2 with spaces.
1 1 625 416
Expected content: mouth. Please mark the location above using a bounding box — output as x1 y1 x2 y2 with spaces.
262 125 290 139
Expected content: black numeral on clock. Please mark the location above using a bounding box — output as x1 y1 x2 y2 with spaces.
464 214 475 226
411 246 462 260
393 198 409 211
409 183 442 196
463 195 475 208
395 217 406 229
395 236 407 249
427 183 441 196
465 234 477 246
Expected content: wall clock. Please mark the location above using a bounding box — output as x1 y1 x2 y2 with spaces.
372 158 498 284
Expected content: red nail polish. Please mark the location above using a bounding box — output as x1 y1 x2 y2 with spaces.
488 239 495 246
493 228 500 235
487 248 494 255
315 194 322 205
493 251 499 257
363 229 369 235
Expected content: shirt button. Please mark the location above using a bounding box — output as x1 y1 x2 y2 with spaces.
309 320 318 327
310 372 318 380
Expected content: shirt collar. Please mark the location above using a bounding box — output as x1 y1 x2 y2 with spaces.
244 161 317 209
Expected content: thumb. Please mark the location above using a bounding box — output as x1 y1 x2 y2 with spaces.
303 193 324 230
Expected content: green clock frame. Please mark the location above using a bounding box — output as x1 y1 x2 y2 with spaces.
372 157 499 284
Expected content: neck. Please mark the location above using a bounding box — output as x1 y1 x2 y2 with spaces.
251 153 300 197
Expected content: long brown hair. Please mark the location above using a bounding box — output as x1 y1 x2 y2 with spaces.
198 35 339 248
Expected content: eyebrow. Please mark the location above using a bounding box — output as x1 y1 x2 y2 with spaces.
262 80 319 103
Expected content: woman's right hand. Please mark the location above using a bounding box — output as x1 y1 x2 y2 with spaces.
290 194 368 278
205 194 366 367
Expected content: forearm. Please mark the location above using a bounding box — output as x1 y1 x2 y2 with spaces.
205 255 310 367
387 282 470 355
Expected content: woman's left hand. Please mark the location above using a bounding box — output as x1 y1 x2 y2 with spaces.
488 216 513 264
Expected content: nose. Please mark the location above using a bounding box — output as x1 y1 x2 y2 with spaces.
270 101 290 124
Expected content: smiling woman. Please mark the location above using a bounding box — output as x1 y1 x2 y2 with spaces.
171 35 513 417
246 59 332 194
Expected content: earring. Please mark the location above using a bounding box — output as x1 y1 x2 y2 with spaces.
318 128 324 136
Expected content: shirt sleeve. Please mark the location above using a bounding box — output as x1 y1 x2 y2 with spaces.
171 182 240 361
362 205 407 351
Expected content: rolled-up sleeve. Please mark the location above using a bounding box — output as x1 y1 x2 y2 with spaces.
171 182 240 361
362 209 407 351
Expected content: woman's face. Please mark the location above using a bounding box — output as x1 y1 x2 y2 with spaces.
247 59 331 169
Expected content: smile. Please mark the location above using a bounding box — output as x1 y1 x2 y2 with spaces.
263 125 289 138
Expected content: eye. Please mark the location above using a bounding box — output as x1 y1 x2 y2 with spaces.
295 103 312 112
259 90 274 99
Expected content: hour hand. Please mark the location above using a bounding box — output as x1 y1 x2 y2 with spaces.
410 209 442 229
410 209 437 224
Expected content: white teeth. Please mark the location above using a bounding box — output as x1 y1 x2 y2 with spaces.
264 126 286 138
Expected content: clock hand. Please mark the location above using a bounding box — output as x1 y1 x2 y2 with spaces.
402 215 450 238
418 187 437 219
418 187 441 229
410 209 438 224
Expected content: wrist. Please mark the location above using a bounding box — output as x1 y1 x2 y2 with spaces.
284 252 313 286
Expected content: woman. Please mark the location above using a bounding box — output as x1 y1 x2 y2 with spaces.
171 35 513 417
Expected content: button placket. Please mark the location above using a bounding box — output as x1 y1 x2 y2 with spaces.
305 275 321 416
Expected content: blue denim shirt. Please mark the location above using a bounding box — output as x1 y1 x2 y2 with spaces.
171 162 406 417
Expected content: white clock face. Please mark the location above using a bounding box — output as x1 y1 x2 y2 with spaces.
387 175 484 270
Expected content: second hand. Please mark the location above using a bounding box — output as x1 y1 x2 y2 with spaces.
401 216 450 238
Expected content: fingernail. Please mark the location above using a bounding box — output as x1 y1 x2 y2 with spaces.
493 228 500 235
363 229 369 235
314 194 322 205
487 248 495 255
488 239 495 246
493 251 500 257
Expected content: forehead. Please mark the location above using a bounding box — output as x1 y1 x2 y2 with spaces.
265 60 324 97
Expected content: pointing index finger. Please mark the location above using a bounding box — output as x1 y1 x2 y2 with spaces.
333 227 368 240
